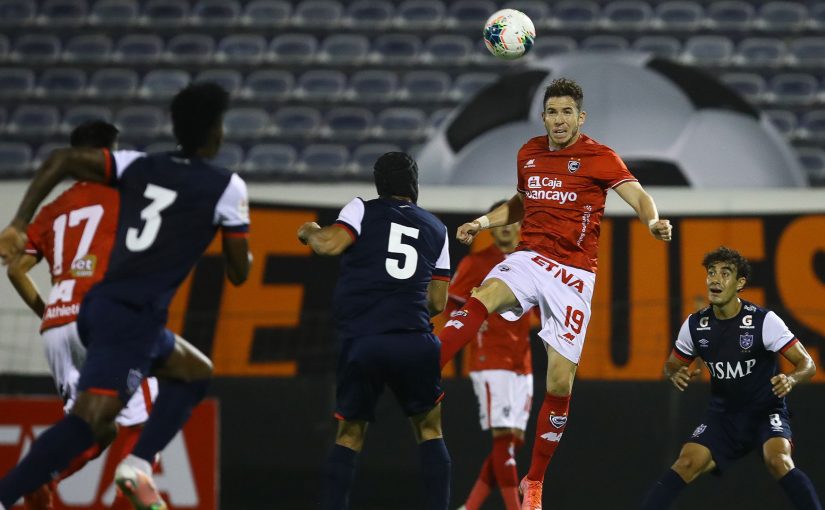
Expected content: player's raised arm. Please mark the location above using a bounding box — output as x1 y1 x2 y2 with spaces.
772 342 817 398
0 148 107 265
297 222 354 256
6 254 46 317
456 193 524 245
612 181 672 242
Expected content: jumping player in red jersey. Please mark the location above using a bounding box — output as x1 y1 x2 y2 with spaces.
437 78 673 510
7 121 158 510
449 200 533 510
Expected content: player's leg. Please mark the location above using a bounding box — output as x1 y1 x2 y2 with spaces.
410 403 451 510
520 345 576 509
461 371 498 510
321 419 368 510
640 442 715 510
128 333 211 462
490 427 525 510
762 426 823 509
440 278 520 367
321 335 383 510
0 391 122 508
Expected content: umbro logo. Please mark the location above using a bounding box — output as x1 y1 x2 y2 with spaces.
699 338 709 347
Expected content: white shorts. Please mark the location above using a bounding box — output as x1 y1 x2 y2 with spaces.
470 370 533 431
482 250 596 364
42 322 158 427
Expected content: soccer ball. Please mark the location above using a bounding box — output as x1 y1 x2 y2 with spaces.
483 9 536 60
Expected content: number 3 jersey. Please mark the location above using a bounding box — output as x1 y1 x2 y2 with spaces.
25 182 119 332
89 149 249 309
672 300 799 413
333 197 451 340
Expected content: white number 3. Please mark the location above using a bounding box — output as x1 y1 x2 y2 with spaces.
126 184 178 252
385 222 419 280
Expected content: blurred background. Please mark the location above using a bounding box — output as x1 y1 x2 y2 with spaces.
0 0 823 509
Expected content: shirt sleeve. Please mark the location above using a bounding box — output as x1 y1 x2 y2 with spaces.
672 318 696 362
104 149 145 185
432 225 451 281
215 173 250 237
602 152 639 189
762 311 798 353
24 210 47 260
333 198 365 241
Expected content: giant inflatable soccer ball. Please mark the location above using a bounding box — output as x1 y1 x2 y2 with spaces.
417 52 806 187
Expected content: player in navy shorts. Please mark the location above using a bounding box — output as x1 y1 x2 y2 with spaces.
298 152 452 510
0 83 251 510
641 247 822 510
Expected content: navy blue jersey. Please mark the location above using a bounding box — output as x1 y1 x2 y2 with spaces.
89 150 249 309
673 300 798 413
332 197 451 340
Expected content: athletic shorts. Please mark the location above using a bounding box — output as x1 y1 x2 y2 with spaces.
76 296 174 405
43 321 158 426
482 250 595 364
469 369 533 431
335 331 444 423
686 408 793 473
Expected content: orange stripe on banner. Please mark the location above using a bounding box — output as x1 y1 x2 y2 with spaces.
88 387 118 397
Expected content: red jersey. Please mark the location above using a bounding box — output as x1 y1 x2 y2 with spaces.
448 244 532 374
516 134 636 273
24 182 119 332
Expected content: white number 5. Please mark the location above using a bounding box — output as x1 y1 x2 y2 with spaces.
386 222 419 280
126 184 177 252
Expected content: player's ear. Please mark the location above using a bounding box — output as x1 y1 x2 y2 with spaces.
736 277 746 292
578 110 586 125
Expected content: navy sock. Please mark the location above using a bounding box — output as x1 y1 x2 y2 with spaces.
640 468 687 510
0 414 95 507
419 438 451 510
321 444 357 510
779 468 823 510
131 378 209 464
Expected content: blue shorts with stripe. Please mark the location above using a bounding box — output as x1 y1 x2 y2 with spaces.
686 407 792 473
335 331 444 422
76 295 175 404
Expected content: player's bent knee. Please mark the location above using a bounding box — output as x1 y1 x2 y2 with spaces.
765 454 794 479
671 454 708 483
71 393 122 442
469 278 517 314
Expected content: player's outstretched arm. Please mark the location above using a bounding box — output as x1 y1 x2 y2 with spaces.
456 193 524 246
222 236 251 286
613 181 672 242
0 148 106 265
427 279 449 317
6 254 46 317
297 222 354 256
663 353 701 392
771 342 817 398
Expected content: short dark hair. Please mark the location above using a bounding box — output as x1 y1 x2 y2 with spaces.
543 77 584 110
702 246 751 283
70 120 119 149
170 82 229 154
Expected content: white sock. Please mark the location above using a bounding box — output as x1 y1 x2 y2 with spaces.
120 453 152 475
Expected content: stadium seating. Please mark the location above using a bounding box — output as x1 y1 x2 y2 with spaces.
298 144 349 175
212 142 244 171
796 147 825 185
349 142 401 177
243 143 297 175
0 141 32 177
0 0 820 186
8 105 59 137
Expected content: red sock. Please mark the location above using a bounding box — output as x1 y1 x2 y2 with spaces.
106 425 146 510
465 456 495 510
492 434 520 510
526 393 571 481
439 297 489 368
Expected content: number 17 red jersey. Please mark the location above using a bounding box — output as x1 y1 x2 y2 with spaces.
25 182 119 332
